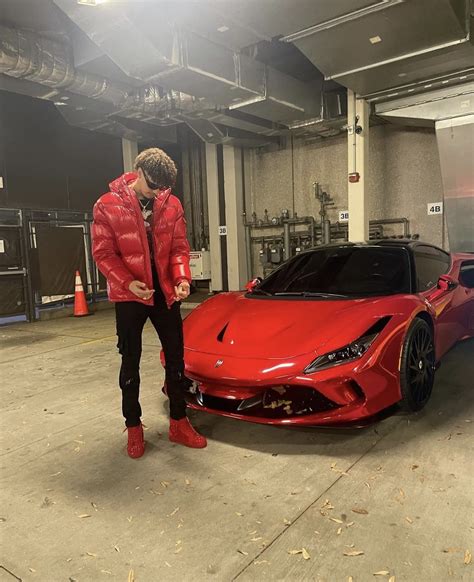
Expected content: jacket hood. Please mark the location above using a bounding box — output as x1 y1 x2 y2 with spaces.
109 172 137 194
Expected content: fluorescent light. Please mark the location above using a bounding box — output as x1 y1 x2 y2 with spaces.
369 35 382 44
217 25 229 33
77 0 107 5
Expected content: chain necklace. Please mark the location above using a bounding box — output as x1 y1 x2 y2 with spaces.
138 197 154 221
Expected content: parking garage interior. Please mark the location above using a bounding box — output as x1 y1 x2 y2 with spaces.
0 1 473 581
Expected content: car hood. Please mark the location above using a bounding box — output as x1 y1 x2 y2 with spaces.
184 292 397 359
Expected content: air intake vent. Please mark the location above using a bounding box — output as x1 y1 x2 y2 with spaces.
217 323 229 343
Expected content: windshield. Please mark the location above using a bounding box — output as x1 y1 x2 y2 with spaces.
256 246 411 297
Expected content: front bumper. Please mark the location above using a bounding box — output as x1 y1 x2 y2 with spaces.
181 339 402 426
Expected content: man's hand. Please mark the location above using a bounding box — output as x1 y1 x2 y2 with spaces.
174 281 190 301
129 280 154 300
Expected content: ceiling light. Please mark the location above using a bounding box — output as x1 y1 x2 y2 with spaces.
369 35 382 44
54 101 67 106
217 25 229 33
398 72 407 77
77 0 107 5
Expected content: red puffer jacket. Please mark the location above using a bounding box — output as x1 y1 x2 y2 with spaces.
92 172 191 308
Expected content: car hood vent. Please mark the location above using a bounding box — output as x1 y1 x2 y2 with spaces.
217 323 229 343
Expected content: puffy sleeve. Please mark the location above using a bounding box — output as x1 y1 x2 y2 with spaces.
169 202 192 286
92 201 135 290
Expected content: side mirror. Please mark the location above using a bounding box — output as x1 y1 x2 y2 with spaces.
437 275 458 292
245 277 262 292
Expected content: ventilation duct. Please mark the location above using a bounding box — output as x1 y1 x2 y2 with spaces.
52 0 320 123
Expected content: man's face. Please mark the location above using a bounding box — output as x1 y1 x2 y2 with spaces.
136 167 160 198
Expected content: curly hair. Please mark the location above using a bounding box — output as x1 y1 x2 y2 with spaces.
134 148 177 189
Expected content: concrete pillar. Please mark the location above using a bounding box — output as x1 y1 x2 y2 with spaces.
223 146 248 290
122 138 138 173
205 143 223 292
347 90 369 242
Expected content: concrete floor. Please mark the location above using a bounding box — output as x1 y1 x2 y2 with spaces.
1 309 473 582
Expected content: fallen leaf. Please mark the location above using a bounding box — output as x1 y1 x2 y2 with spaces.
165 562 172 568
128 569 135 582
74 440 85 445
337 527 343 535
302 548 310 560
347 521 355 528
399 489 406 498
91 502 98 511
236 512 244 517
86 552 97 558
29 568 36 572
288 549 303 555
160 481 170 488
127 516 133 522
284 519 292 526
352 508 369 515
411 464 419 470
168 507 180 517
237 549 249 556
251 537 262 542
373 571 390 576
344 550 364 557
465 549 472 565
405 517 413 524
330 517 344 524
174 547 182 554
443 548 463 553
365 482 371 490
49 472 62 477
185 479 191 486
248 530 258 535
114 545 120 553
78 514 91 519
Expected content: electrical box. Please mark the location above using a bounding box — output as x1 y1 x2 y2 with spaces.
189 251 211 280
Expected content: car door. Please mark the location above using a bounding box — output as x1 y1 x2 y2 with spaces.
414 245 461 357
459 260 474 334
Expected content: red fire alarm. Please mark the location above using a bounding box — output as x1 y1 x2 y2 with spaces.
348 172 360 183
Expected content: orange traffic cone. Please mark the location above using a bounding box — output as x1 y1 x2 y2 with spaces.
74 270 90 317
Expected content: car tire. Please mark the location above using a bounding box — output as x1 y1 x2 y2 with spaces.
399 318 436 412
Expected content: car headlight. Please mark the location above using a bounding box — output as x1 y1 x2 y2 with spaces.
304 317 391 374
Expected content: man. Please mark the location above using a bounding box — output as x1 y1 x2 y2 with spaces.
92 147 207 458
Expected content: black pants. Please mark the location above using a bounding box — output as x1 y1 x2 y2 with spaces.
115 289 187 426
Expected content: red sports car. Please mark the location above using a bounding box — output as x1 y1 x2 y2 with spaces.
175 241 474 426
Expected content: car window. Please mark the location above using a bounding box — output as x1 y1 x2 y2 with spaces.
258 246 411 297
460 261 474 289
414 245 451 291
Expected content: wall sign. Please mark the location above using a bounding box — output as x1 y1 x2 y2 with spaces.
339 210 349 222
218 225 228 236
427 202 443 215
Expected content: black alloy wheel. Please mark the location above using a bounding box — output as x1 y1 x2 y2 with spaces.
399 318 436 412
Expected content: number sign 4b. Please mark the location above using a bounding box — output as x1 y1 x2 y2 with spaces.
427 202 443 215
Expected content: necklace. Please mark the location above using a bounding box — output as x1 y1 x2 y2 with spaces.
138 197 154 221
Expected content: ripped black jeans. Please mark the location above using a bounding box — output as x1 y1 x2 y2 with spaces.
115 289 187 427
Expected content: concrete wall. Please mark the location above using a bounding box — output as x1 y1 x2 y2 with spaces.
247 124 447 250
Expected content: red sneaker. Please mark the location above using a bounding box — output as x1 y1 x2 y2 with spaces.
125 424 145 458
169 418 207 449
